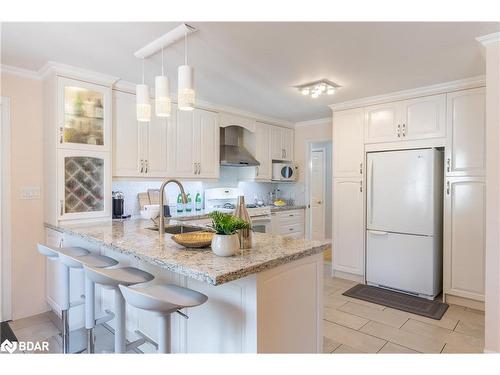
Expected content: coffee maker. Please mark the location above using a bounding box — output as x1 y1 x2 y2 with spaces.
112 191 129 219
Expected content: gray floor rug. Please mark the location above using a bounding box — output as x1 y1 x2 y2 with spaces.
343 284 449 320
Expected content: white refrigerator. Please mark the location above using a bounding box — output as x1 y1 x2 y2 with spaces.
366 148 443 299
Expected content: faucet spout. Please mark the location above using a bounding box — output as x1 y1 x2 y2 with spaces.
158 179 188 235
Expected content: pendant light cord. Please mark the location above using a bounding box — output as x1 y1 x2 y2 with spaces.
161 47 165 76
184 30 188 65
141 58 145 84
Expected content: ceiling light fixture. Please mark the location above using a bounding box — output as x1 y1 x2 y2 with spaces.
155 48 171 117
178 29 195 111
295 79 341 99
136 58 151 122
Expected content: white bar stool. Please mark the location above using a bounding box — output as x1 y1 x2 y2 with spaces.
83 265 155 353
119 283 208 353
37 244 89 353
57 249 118 353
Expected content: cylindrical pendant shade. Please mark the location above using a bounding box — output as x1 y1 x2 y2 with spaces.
136 84 151 122
178 65 195 111
155 75 171 117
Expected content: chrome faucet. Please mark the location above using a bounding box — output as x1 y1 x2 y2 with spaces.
158 179 188 235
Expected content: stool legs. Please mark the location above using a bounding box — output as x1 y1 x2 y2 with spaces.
61 264 70 354
158 314 172 354
114 287 126 353
85 277 95 353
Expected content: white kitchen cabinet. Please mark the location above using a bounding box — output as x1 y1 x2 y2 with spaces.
254 122 272 180
333 177 364 276
364 94 445 144
333 108 364 178
167 107 219 179
444 177 485 301
270 126 294 161
445 88 486 177
271 209 305 239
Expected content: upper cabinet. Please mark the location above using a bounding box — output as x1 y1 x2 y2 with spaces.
254 122 272 180
193 109 220 179
333 108 364 178
270 126 294 161
445 88 486 177
364 94 446 144
58 77 111 152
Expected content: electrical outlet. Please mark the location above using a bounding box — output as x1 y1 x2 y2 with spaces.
20 187 41 200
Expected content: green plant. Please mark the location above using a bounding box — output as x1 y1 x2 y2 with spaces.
208 211 250 235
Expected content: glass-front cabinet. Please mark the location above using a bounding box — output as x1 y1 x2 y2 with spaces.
58 77 111 151
58 150 110 220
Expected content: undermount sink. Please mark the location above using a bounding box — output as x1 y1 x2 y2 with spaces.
148 225 206 234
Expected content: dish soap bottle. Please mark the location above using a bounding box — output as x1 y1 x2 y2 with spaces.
177 193 184 213
185 193 192 212
195 191 202 211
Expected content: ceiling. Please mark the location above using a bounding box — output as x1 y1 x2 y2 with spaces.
2 22 499 122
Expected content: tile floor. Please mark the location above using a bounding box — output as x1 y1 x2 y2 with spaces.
4 275 485 354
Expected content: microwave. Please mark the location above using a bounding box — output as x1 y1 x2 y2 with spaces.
272 162 298 181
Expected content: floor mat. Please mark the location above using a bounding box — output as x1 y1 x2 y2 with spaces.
1 321 18 342
343 284 448 320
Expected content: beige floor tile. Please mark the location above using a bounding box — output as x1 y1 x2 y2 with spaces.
323 336 341 353
324 295 349 309
445 305 485 326
324 307 369 330
339 302 409 328
324 320 386 353
333 344 362 353
378 342 419 354
454 320 485 339
361 321 445 353
446 331 484 353
384 307 459 330
441 342 483 354
8 312 52 331
401 319 452 342
13 321 60 343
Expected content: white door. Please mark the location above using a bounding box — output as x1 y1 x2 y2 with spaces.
310 149 325 240
167 106 196 178
254 122 272 180
446 88 486 177
195 109 219 179
282 128 294 161
367 149 437 235
364 102 400 144
113 90 142 177
333 177 364 276
444 177 485 301
401 94 446 140
270 126 284 160
333 108 364 177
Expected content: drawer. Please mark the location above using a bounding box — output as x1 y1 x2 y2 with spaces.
278 223 304 235
275 210 305 225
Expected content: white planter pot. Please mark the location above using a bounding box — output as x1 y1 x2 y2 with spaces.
211 234 239 257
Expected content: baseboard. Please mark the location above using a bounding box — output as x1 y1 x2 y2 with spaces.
445 294 485 311
332 269 364 283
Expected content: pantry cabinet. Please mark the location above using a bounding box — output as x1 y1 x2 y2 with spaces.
333 108 364 178
445 88 486 177
332 178 364 276
364 94 445 144
443 177 486 301
270 126 294 161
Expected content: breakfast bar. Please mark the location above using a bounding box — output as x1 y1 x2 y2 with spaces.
44 218 330 353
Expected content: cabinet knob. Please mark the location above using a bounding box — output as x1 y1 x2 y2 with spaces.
446 181 450 195
359 181 363 192
359 163 363 175
446 158 451 172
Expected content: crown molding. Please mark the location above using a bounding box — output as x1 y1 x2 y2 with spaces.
329 75 486 112
294 117 331 127
1 64 41 80
477 32 500 46
38 61 120 86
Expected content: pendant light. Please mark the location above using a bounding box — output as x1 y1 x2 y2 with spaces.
155 48 171 117
178 30 195 111
136 58 151 122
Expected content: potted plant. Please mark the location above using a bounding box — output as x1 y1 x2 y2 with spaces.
208 211 251 257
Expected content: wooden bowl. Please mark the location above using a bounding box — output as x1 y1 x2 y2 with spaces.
171 231 214 248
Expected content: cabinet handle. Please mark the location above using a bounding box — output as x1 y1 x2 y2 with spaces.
446 158 451 173
397 124 401 138
59 126 63 144
402 123 406 137
193 162 196 175
359 180 363 192
256 166 259 176
197 163 201 175
145 160 148 174
446 181 450 195
139 159 144 173
60 200 64 216
359 163 363 175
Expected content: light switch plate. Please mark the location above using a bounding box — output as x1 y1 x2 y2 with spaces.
20 187 41 200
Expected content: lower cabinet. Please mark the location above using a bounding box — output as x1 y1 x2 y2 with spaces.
444 177 486 301
332 177 364 276
271 209 305 239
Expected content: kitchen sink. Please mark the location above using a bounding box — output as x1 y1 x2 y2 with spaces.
147 225 207 234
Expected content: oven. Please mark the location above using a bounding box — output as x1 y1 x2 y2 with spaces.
251 214 272 233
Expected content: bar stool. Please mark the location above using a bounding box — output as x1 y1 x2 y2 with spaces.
37 244 89 353
83 265 155 353
57 249 118 353
119 283 208 353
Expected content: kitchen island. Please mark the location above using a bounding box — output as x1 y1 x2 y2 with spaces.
44 218 330 353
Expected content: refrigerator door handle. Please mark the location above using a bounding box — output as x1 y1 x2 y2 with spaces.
368 158 374 225
367 230 389 236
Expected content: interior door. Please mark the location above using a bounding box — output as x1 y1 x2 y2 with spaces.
367 149 436 235
310 149 325 240
401 94 446 140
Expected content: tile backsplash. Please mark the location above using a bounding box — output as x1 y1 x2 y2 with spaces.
113 167 305 216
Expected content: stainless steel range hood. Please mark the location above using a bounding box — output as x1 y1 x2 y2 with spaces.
220 126 260 167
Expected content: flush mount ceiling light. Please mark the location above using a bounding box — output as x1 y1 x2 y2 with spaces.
295 79 341 99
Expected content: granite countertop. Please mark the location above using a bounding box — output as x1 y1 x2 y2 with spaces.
45 217 329 286
270 205 306 212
